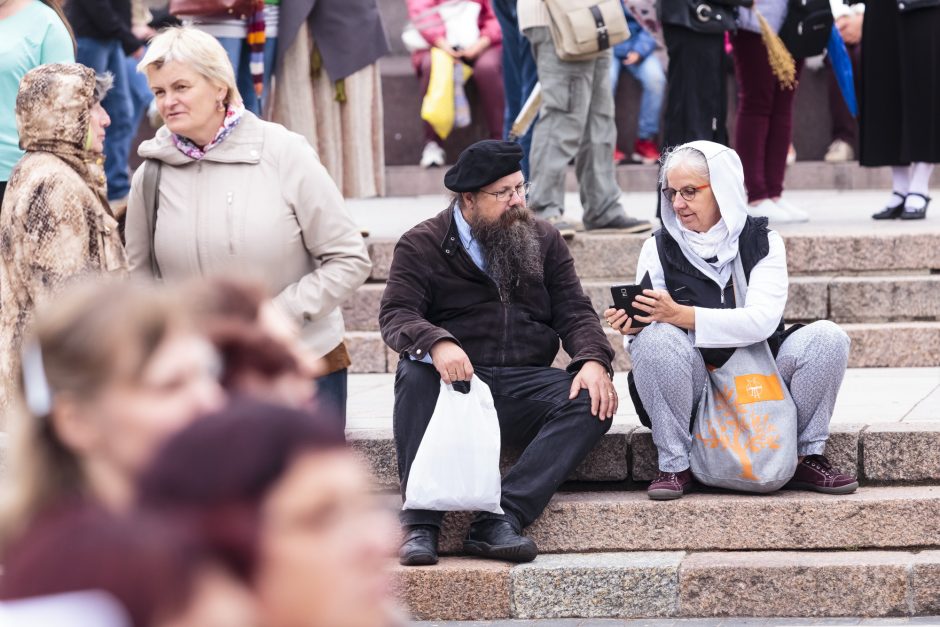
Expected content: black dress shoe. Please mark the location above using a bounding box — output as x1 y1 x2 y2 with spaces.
900 192 930 220
399 525 439 566
463 518 537 563
872 191 906 220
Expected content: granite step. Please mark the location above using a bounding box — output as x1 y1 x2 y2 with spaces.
344 321 940 373
342 275 940 333
388 486 940 556
364 232 940 282
393 550 940 620
350 423 940 491
383 161 940 195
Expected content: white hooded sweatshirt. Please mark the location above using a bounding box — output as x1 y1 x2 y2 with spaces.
631 141 789 349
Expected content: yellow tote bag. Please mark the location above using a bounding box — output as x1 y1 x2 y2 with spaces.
420 48 472 140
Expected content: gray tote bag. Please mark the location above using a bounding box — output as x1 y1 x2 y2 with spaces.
689 257 798 493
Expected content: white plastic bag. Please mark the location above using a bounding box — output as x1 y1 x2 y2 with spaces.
403 375 503 513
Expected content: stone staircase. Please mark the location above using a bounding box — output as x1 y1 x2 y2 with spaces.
342 229 940 373
342 222 940 621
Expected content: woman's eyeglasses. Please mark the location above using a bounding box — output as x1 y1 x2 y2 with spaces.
661 184 711 203
478 182 533 202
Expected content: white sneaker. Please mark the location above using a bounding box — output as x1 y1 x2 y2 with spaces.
786 144 797 166
748 198 795 223
774 197 810 222
420 141 445 168
824 139 855 163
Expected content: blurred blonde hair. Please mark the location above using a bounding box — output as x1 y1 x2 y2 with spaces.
0 279 188 551
137 26 243 107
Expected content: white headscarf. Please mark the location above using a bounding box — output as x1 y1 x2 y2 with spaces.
660 141 750 287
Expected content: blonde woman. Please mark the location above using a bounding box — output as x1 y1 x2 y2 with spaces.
0 280 224 551
126 27 371 425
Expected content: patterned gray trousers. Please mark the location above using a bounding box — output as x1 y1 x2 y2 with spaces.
629 321 851 473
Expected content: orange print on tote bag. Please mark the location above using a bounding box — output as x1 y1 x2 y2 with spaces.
689 257 798 493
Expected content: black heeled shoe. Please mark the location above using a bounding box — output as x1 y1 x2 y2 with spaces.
900 192 930 220
872 191 906 220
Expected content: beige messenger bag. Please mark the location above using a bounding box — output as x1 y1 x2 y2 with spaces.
543 0 630 61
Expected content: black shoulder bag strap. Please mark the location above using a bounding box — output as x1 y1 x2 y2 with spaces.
141 159 163 279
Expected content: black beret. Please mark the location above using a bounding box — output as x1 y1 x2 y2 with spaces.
444 140 524 192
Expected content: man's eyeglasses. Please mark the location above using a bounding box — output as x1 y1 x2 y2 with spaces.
478 182 533 202
661 184 711 203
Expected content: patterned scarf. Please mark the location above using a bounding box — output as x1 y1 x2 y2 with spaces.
172 104 245 160
247 0 266 98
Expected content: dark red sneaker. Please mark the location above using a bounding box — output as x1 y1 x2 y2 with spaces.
648 469 696 500
632 138 661 164
786 454 858 495
613 148 628 164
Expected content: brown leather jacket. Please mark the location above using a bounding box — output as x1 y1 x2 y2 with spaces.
379 207 614 374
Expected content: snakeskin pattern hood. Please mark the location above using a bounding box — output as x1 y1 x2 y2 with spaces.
16 63 96 155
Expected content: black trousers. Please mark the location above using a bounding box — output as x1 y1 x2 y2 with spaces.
394 359 612 530
661 25 730 149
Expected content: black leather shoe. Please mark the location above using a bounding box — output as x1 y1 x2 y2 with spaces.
900 192 930 220
872 191 906 220
463 518 537 563
399 525 439 566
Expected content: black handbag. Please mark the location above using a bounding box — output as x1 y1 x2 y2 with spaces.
897 0 940 11
659 0 751 34
779 0 834 59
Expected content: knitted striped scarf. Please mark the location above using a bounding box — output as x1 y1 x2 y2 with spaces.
247 0 266 98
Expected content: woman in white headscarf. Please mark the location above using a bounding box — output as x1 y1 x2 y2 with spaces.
604 141 857 501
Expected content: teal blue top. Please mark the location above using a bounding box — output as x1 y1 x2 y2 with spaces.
0 1 74 182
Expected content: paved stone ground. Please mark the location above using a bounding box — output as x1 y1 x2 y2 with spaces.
348 189 940 241
414 618 940 626
347 367 940 431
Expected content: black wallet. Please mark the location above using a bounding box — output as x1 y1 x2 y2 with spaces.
609 271 654 328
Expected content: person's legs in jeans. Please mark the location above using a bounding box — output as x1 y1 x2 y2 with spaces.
626 54 666 141
526 26 591 220
732 30 775 203
127 51 154 134
216 36 260 114
575 50 627 228
492 0 537 177
78 38 134 201
470 44 506 140
765 58 804 199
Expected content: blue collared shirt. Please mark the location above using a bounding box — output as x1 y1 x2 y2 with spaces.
453 202 485 271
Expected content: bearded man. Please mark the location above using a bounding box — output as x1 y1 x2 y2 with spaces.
379 140 617 567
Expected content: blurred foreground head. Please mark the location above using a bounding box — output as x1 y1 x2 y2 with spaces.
139 400 401 627
1 279 225 547
185 276 324 410
0 505 259 627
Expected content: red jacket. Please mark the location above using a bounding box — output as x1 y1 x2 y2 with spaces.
406 0 503 49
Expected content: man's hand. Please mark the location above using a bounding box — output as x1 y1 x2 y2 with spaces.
623 51 641 65
836 14 862 45
569 360 617 420
429 340 474 385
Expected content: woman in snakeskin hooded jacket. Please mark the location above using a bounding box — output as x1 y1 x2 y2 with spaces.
0 63 127 423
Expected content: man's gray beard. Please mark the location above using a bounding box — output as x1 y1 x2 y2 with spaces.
470 205 544 302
